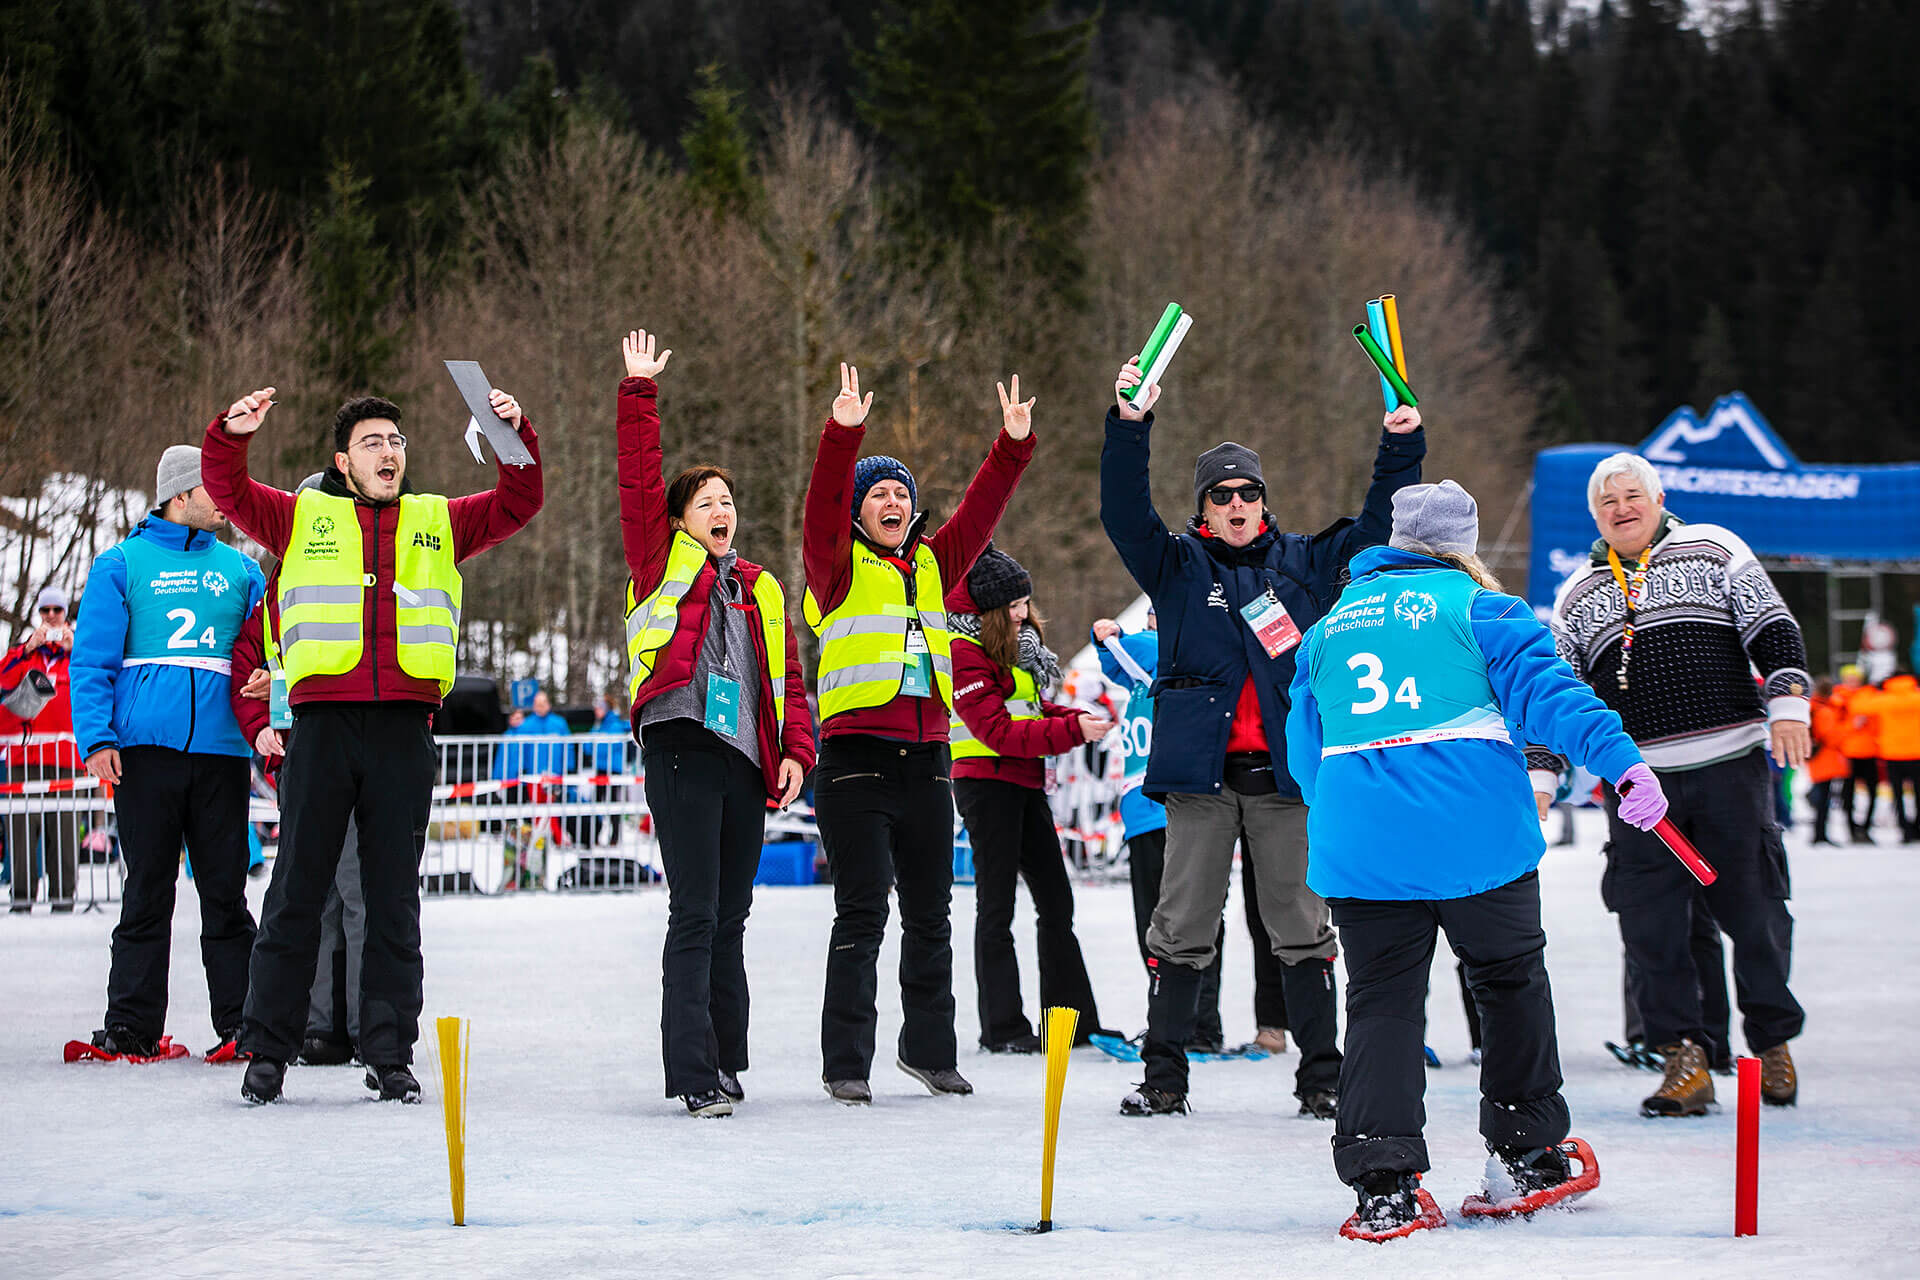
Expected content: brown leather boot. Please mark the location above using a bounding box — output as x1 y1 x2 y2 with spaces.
1760 1043 1798 1106
1641 1039 1714 1117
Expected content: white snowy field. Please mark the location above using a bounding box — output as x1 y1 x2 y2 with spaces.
3 809 1916 1279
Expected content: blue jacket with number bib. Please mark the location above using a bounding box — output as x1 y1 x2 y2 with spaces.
1099 407 1424 800
1285 546 1642 900
70 515 265 759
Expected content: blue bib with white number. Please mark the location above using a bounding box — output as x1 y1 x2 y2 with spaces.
1304 567 1507 756
119 532 252 669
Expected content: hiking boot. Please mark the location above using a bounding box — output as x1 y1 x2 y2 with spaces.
897 1059 973 1095
1760 1042 1797 1106
242 1057 286 1104
365 1063 422 1104
298 1034 356 1066
1340 1170 1445 1241
1253 1026 1288 1054
717 1070 745 1103
980 1033 1044 1054
823 1079 872 1106
1298 1089 1339 1120
682 1090 733 1117
1119 1083 1189 1116
1641 1039 1714 1116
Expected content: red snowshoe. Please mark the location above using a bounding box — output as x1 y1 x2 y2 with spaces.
64 1032 191 1064
1340 1172 1448 1241
1460 1137 1600 1218
203 1036 249 1064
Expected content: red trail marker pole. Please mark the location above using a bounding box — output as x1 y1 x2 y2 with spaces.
1735 1056 1760 1237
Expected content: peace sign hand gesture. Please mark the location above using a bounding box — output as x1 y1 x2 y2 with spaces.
622 329 672 379
997 375 1036 441
832 363 873 427
223 387 277 435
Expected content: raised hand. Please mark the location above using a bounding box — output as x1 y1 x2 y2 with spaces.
832 363 873 427
622 329 672 380
489 388 524 428
1384 405 1422 434
997 374 1036 441
1115 361 1158 421
1078 712 1116 743
223 387 277 435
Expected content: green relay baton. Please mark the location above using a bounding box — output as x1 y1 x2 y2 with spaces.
1128 303 1190 404
1352 325 1418 407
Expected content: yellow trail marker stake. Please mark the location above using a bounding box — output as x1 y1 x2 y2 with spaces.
1032 1005 1079 1233
434 1016 470 1226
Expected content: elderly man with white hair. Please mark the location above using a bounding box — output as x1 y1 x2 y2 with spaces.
1546 451 1810 1118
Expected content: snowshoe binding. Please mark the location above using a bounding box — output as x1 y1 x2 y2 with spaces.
1340 1171 1446 1241
1460 1137 1600 1218
65 1028 190 1064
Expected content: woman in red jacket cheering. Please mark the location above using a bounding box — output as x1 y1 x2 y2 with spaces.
947 547 1114 1052
616 329 816 1119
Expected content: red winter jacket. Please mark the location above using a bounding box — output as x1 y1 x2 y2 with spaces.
227 599 275 765
202 412 544 707
0 638 81 768
617 376 816 799
944 586 1085 788
801 416 1034 744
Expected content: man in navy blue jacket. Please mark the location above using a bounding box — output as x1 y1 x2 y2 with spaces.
1099 358 1424 1118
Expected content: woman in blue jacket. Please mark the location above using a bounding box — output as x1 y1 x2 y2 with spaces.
1286 481 1670 1241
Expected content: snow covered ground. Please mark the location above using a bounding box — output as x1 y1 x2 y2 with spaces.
3 809 1915 1278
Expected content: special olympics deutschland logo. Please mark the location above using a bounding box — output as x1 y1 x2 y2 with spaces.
1394 591 1437 630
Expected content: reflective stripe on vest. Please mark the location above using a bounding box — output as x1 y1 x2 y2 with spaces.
624 532 789 739
950 641 1042 760
804 540 952 721
278 490 461 694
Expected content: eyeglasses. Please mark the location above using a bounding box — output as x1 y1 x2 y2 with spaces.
352 434 408 454
1205 482 1265 506
38 605 66 616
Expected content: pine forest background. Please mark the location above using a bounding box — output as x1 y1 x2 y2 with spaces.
4 0 1916 699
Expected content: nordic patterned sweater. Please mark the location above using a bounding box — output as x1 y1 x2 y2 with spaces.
1545 516 1811 772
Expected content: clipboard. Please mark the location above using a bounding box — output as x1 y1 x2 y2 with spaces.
445 360 535 466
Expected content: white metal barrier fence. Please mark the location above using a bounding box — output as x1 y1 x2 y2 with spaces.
3 730 1131 910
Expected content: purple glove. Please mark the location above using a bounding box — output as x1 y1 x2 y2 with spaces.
1615 762 1668 831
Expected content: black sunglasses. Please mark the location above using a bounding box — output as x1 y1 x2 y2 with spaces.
1205 482 1265 506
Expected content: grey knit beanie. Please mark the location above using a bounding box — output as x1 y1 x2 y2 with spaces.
155 445 204 506
1389 480 1480 556
1193 441 1264 510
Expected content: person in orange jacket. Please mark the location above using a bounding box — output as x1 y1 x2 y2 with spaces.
1806 679 1853 845
1836 665 1882 842
1872 673 1920 843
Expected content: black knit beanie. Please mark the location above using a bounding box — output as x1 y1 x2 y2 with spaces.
966 545 1032 613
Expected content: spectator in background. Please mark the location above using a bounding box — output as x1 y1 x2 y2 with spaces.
1875 672 1920 843
1835 665 1881 842
3 586 83 912
590 687 632 846
512 689 575 777
1806 678 1849 846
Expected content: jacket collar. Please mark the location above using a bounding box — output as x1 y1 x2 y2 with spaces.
1348 544 1451 580
319 464 415 507
1589 511 1682 567
134 513 216 552
853 510 930 566
1185 511 1277 565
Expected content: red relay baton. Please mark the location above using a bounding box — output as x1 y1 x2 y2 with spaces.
1618 778 1718 886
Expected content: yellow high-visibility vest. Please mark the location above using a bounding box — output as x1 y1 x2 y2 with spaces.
949 636 1042 760
625 530 789 735
277 490 461 694
803 538 953 721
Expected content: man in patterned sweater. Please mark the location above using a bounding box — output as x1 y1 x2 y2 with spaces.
1546 452 1808 1117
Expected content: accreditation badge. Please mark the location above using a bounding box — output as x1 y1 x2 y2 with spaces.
1240 589 1302 659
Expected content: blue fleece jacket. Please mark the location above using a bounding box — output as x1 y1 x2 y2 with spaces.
1286 546 1642 901
1093 626 1166 839
70 516 266 758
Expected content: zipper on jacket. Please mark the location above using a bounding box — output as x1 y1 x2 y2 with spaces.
370 505 382 701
